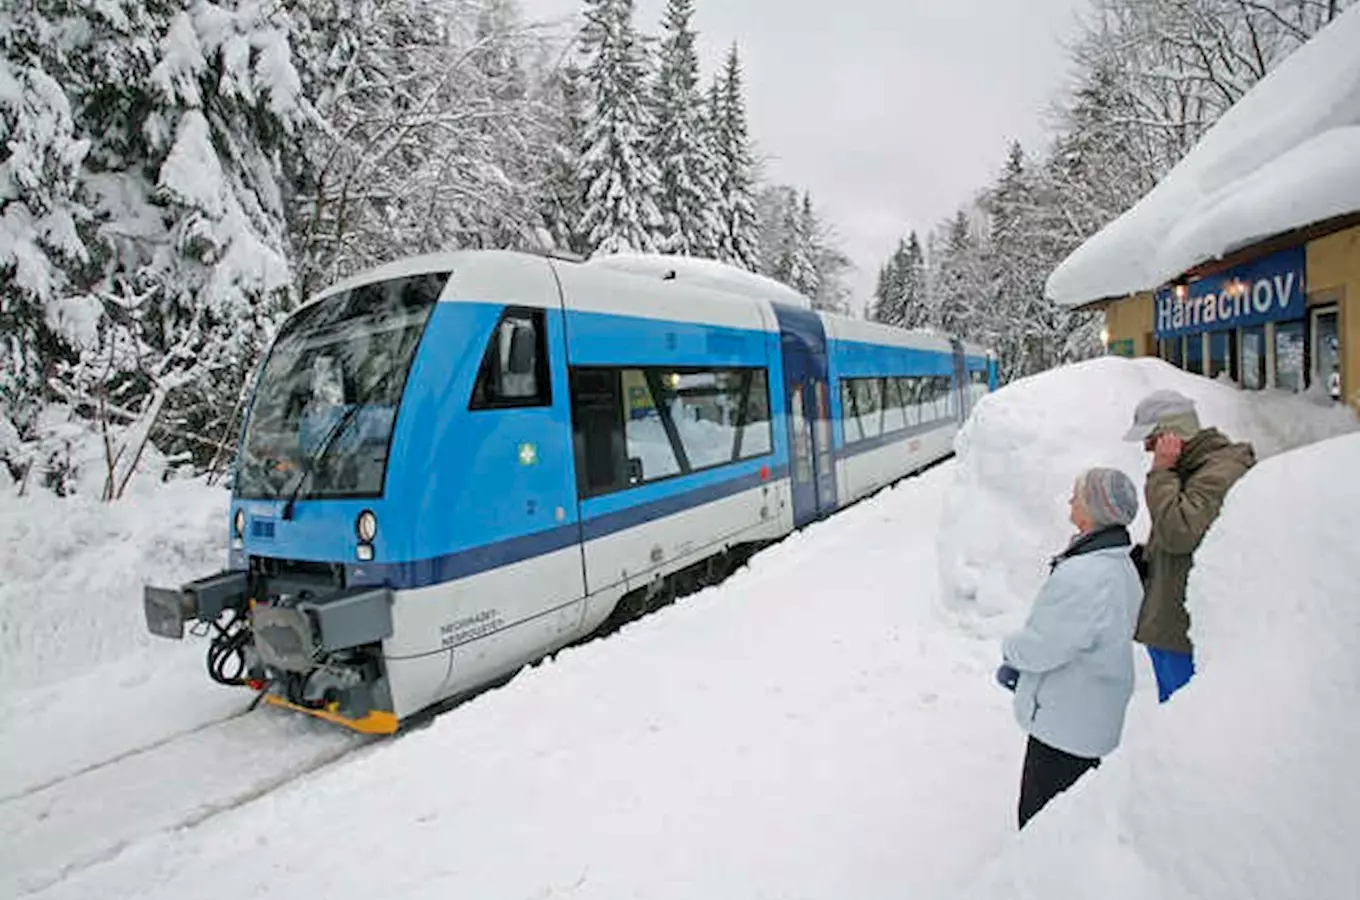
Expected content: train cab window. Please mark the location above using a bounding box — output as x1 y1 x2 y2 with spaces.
470 307 551 409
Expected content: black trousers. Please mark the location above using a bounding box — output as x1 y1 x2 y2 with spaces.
1018 735 1101 828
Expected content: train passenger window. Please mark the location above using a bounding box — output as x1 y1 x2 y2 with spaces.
900 378 920 426
969 369 987 405
882 378 907 434
621 371 682 481
470 307 551 410
854 379 883 439
918 378 937 424
570 368 627 497
570 365 773 497
841 381 863 443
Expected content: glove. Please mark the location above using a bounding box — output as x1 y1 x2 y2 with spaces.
1130 543 1149 581
996 663 1019 692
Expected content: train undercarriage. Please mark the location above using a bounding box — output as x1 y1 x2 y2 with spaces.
144 542 767 736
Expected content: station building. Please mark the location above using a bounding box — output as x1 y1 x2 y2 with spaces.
1045 8 1360 414
1096 221 1357 406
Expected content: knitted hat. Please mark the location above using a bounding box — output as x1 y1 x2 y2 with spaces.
1077 467 1139 528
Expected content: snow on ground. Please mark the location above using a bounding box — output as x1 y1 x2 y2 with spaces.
0 476 229 690
14 462 1028 900
955 432 1360 900
1045 4 1360 306
9 355 1357 899
937 355 1358 634
0 477 262 800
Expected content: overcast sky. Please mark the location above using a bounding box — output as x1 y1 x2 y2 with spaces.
518 0 1092 313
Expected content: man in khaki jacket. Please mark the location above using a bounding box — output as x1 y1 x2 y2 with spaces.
1123 390 1256 702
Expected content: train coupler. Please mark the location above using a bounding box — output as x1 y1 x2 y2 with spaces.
143 570 250 639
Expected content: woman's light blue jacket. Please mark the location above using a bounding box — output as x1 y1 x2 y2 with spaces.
1003 535 1144 759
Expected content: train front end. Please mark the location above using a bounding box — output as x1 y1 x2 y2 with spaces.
142 266 454 735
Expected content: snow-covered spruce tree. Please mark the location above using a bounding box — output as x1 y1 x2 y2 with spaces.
871 232 926 328
712 43 759 271
804 193 853 315
754 183 794 277
973 141 1027 382
539 59 589 255
757 185 851 312
2 0 310 497
574 0 663 256
929 209 988 340
650 0 719 257
769 190 817 297
289 0 558 296
0 19 92 481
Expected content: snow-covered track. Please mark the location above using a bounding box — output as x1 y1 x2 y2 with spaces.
0 705 256 807
1 706 372 897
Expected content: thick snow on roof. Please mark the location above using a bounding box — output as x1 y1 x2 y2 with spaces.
1046 6 1360 308
585 251 814 309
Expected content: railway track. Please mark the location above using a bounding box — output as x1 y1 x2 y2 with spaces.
2 704 374 897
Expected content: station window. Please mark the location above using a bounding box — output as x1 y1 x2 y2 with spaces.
569 365 772 498
1207 330 1237 381
1160 337 1183 369
1184 334 1204 375
469 307 551 409
1241 326 1267 390
1310 306 1341 398
1274 319 1306 392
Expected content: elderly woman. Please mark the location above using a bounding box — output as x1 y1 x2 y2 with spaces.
996 467 1144 829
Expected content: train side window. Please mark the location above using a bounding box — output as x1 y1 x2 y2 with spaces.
571 365 772 495
936 376 953 418
621 370 683 482
470 307 551 410
882 378 907 434
917 378 936 424
853 379 883 439
900 377 919 426
570 368 627 497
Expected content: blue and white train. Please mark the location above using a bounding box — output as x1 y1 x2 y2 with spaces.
144 250 996 734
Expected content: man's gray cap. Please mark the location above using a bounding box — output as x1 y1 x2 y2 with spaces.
1123 389 1200 441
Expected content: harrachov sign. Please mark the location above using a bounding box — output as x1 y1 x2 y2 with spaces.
1154 245 1306 340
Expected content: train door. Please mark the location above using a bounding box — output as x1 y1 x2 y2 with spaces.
949 338 969 421
773 304 838 527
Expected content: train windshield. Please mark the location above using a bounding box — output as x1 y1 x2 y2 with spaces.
234 271 448 501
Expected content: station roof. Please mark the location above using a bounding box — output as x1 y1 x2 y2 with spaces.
1045 6 1360 309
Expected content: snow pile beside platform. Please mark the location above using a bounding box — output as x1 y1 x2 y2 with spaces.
0 478 229 689
936 355 1357 628
954 433 1360 900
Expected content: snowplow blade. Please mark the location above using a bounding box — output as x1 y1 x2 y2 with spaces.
144 586 193 640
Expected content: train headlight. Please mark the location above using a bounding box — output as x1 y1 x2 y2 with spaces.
233 509 246 538
356 510 378 543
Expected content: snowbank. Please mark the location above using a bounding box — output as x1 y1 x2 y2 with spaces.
954 432 1360 899
0 477 229 690
1045 5 1360 306
936 355 1358 630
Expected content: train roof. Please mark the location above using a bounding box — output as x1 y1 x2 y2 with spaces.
302 249 994 359
583 253 814 310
